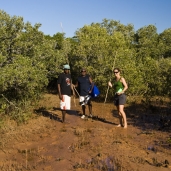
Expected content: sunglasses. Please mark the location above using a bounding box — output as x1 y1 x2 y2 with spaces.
114 72 119 74
81 70 86 72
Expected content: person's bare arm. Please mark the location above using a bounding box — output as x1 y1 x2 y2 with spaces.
71 80 76 96
89 77 94 93
108 81 112 87
57 84 62 100
74 82 78 88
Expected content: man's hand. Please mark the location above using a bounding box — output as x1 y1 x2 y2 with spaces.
72 84 76 88
59 94 62 100
73 93 76 97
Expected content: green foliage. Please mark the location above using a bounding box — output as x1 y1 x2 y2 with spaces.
0 55 48 98
69 19 171 101
158 28 171 58
134 25 159 59
0 10 72 123
71 20 137 98
1 10 171 124
0 10 48 119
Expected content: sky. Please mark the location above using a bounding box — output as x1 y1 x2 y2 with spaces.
0 0 171 38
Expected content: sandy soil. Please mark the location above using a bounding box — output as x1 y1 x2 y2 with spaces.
0 94 171 171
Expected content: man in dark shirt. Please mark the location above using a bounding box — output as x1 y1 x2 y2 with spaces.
75 68 94 119
57 64 74 123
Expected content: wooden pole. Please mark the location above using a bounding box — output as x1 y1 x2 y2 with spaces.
104 51 117 104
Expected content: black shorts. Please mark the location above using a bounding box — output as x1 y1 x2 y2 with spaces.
114 93 126 106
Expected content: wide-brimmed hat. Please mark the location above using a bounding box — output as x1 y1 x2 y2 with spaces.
63 64 70 69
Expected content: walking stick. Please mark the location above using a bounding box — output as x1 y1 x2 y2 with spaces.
73 85 81 107
104 51 117 104
73 86 80 97
73 96 76 107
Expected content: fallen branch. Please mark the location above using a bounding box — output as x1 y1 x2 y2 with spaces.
1 94 19 109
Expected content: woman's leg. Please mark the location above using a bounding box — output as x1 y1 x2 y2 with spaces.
116 106 124 127
118 105 127 128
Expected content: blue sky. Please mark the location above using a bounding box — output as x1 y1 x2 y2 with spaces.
1 0 171 37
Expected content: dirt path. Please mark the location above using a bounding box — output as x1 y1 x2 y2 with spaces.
0 94 171 171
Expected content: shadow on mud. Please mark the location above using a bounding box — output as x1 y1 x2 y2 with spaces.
112 103 171 133
34 107 62 123
34 107 81 123
34 106 118 126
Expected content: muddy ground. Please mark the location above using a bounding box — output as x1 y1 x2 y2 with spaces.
0 94 171 171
